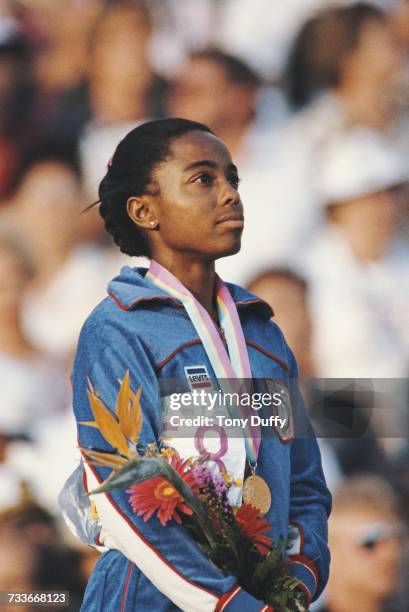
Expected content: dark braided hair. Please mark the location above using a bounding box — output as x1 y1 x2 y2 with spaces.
98 118 214 257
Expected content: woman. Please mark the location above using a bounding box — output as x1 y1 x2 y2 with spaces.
0 233 68 435
285 2 402 125
63 118 331 611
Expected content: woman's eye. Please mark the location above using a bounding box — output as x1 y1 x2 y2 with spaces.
229 175 241 189
194 173 213 185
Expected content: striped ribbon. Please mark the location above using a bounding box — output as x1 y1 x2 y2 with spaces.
146 260 260 464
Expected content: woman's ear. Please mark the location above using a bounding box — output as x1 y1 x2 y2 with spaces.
126 195 158 230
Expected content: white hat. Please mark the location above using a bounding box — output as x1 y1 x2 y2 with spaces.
316 128 408 205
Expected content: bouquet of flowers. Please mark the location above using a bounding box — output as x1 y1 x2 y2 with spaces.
80 372 308 612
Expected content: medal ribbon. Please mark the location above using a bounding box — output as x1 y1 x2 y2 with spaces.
146 260 260 464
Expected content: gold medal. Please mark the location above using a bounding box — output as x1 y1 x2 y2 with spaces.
242 475 271 516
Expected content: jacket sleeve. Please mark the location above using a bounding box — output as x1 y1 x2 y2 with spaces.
73 315 271 612
285 346 332 606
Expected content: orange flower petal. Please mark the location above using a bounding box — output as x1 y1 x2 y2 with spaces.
87 387 130 457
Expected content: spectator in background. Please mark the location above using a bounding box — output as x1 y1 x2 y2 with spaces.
226 2 406 289
0 519 35 612
0 230 77 519
215 0 328 81
318 475 405 612
302 127 409 378
247 268 314 377
0 491 88 611
245 266 397 493
0 15 34 200
168 48 263 160
245 267 343 491
390 0 409 184
146 0 217 78
281 2 404 191
391 0 409 48
4 153 124 359
285 2 403 129
33 0 102 94
187 3 404 287
79 1 167 200
26 0 102 160
0 233 68 435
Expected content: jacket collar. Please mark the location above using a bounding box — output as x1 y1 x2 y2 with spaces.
108 266 274 319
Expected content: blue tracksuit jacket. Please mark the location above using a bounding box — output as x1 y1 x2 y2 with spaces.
70 266 331 611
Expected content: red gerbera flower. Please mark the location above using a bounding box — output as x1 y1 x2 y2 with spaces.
127 455 199 526
235 503 273 556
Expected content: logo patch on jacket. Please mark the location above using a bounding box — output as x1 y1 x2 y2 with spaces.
184 365 213 390
265 379 294 443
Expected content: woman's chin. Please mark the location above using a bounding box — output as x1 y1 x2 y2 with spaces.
215 238 242 260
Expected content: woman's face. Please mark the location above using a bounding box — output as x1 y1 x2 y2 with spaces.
16 162 81 253
343 18 403 99
329 508 402 602
146 131 244 261
90 7 152 91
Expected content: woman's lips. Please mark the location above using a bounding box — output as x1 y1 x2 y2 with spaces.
216 214 244 228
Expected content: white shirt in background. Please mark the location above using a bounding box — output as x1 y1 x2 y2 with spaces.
22 245 142 359
301 227 409 378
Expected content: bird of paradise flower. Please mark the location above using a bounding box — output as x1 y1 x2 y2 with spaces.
79 371 142 467
78 373 220 548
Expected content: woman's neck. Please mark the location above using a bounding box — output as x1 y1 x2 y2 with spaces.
336 79 390 129
90 81 148 124
151 254 218 322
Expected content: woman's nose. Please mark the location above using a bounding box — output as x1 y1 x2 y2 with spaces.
219 181 240 207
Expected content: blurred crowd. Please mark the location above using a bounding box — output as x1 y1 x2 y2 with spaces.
0 0 408 610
